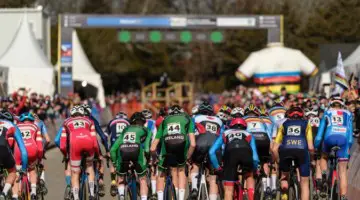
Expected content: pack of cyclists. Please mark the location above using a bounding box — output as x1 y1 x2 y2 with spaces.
0 94 354 200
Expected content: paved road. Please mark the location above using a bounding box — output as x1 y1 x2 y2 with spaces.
44 148 115 200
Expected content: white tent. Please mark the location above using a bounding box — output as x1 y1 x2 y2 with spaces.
72 31 106 108
343 45 360 75
0 15 54 96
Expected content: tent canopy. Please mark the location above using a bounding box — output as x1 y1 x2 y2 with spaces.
72 31 106 108
0 14 54 96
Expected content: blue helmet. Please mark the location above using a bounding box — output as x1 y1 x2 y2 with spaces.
19 112 35 122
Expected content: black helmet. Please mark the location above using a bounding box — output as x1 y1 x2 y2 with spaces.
116 111 128 119
130 112 146 125
198 101 213 115
159 107 167 117
168 105 184 115
0 110 14 122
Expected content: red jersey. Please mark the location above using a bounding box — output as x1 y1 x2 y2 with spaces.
16 122 43 160
60 116 99 157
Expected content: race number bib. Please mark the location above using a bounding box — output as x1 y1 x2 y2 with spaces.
274 113 285 120
116 123 127 133
205 122 218 134
21 130 31 139
73 120 85 129
309 118 320 127
331 115 343 125
249 122 262 130
167 123 181 134
227 131 244 142
287 126 301 136
123 132 136 143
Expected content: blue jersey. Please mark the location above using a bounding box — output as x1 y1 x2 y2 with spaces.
209 129 259 170
315 108 353 149
244 116 272 142
0 119 28 170
106 118 130 147
35 120 48 136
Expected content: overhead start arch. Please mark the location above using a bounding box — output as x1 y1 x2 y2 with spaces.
58 14 283 96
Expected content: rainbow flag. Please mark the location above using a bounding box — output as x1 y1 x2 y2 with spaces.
333 52 348 95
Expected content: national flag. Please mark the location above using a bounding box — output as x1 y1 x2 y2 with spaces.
333 52 348 96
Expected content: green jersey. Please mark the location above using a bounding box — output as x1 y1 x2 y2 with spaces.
156 113 194 140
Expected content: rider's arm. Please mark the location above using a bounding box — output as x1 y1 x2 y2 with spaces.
305 122 314 151
150 122 163 152
91 115 109 152
209 134 223 170
39 121 51 143
314 115 327 149
272 125 284 163
59 125 68 155
35 128 44 160
110 134 122 166
144 128 152 154
250 134 260 169
90 124 100 157
13 125 28 171
348 113 354 148
187 118 196 159
54 124 63 148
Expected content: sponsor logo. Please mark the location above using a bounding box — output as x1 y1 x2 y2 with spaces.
332 127 346 133
122 143 139 148
165 135 184 141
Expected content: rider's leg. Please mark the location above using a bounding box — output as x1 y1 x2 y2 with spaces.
117 176 125 197
320 153 328 179
300 177 310 200
263 163 271 191
11 166 21 199
223 182 234 200
246 172 255 200
65 163 71 186
139 176 149 200
178 166 187 200
338 161 348 196
208 175 218 200
171 167 179 197
190 164 199 192
71 169 80 200
156 170 166 200
86 160 95 197
3 167 16 196
151 165 157 195
29 168 37 196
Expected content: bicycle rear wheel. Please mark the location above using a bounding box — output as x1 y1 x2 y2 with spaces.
80 181 89 200
288 184 300 200
330 180 339 200
254 179 264 200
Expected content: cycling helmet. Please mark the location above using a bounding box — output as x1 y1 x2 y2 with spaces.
244 104 260 116
19 112 35 122
286 106 304 119
82 104 92 116
116 111 128 119
168 105 184 115
130 112 146 124
273 100 284 107
216 112 228 122
141 109 152 119
70 105 85 117
191 105 199 116
219 105 232 115
0 110 14 122
259 107 269 117
329 96 344 107
229 118 247 130
159 107 167 117
198 101 214 115
304 108 318 117
231 107 244 118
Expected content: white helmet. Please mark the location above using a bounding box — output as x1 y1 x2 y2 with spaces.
192 105 199 115
231 107 244 117
70 105 85 117
216 112 228 122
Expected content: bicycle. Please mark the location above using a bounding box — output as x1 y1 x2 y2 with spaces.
282 157 300 200
117 161 139 200
254 158 273 200
36 163 47 200
327 146 341 200
233 165 251 200
17 170 31 200
78 152 100 200
193 157 209 200
163 166 177 200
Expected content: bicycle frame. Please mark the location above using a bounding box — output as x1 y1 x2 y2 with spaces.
19 173 30 200
288 159 300 200
196 160 209 200
328 147 340 200
164 168 177 200
125 171 137 200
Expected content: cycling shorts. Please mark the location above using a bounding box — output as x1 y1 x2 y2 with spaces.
279 148 310 177
69 135 96 172
158 136 188 171
15 144 39 170
223 141 253 185
192 133 220 172
0 145 15 170
251 132 271 163
322 134 349 161
117 143 147 177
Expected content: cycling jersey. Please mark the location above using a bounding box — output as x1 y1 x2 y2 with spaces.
106 118 130 148
15 122 43 169
268 106 286 124
308 116 320 140
156 113 194 170
275 119 312 177
210 129 259 184
315 109 353 161
192 114 224 168
0 119 27 170
60 117 100 172
35 120 48 136
261 116 273 134
110 125 151 176
271 118 287 140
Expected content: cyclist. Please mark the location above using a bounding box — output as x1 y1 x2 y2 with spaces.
110 112 152 200
0 110 28 200
244 104 272 196
314 97 353 200
209 117 259 200
272 106 314 200
304 107 322 188
82 104 108 196
150 105 196 200
190 102 224 200
142 109 158 199
106 111 130 197
59 106 100 200
13 113 44 200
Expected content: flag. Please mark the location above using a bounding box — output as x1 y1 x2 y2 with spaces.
333 52 348 96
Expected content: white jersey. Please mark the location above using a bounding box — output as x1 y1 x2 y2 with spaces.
272 117 287 139
193 115 224 136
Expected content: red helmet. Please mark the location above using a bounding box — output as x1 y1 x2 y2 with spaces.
286 106 304 118
229 118 247 129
